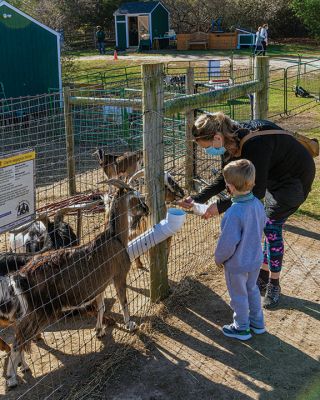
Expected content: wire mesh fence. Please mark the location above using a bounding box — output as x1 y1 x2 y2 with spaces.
1 61 244 398
68 56 320 120
269 59 320 117
1 56 317 398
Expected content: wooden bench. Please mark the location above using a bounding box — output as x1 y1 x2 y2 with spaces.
188 32 209 50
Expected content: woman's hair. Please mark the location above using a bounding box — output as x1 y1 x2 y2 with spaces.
192 112 242 155
223 159 255 192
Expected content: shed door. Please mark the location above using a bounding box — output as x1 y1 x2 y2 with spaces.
117 22 127 49
138 16 150 41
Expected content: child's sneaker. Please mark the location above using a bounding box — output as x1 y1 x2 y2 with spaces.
250 324 266 334
222 324 252 341
263 282 281 309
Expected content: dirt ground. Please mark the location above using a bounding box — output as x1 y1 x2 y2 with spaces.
78 53 320 70
66 215 320 400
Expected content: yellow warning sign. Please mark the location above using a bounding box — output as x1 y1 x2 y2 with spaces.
0 150 36 233
0 151 35 169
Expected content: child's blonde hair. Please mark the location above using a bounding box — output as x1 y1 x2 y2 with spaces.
223 159 255 192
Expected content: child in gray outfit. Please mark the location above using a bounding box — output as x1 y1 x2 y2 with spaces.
215 159 267 340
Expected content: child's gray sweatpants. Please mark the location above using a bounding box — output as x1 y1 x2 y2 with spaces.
224 268 264 331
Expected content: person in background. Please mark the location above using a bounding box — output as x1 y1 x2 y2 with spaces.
215 159 266 340
255 26 264 56
179 112 315 309
96 26 106 55
260 24 269 56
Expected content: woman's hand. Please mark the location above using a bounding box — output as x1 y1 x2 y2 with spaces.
176 196 194 209
202 203 219 219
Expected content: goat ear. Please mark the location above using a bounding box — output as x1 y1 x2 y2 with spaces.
165 173 185 198
92 148 104 161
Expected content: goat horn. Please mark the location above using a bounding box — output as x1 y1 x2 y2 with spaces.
128 168 145 185
58 200 102 213
53 200 103 221
102 178 133 191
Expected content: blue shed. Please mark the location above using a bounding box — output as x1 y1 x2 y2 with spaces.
0 0 61 98
114 1 170 50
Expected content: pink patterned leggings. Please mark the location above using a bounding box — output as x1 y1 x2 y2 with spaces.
263 218 286 273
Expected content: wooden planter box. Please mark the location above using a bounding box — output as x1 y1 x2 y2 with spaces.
177 32 238 50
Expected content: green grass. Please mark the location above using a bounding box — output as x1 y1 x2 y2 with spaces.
72 59 142 77
269 79 320 219
296 123 320 220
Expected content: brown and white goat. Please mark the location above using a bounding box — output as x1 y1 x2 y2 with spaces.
94 149 143 182
127 169 185 269
2 180 148 388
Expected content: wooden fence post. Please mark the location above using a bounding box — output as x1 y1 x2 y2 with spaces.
254 56 270 119
185 67 196 192
63 87 76 196
230 52 234 82
142 63 169 302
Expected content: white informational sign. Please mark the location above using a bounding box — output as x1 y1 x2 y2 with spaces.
0 150 36 234
208 60 221 79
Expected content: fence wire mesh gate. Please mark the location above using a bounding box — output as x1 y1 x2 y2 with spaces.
0 57 318 399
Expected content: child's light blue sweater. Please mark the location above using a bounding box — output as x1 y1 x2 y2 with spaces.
215 193 267 273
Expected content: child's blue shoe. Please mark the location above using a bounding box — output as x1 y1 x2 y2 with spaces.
222 324 252 341
250 324 266 334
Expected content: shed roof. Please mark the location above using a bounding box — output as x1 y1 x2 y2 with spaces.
0 0 59 37
115 1 164 15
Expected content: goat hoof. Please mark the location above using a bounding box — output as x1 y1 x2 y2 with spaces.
125 321 137 332
7 376 18 389
96 327 106 338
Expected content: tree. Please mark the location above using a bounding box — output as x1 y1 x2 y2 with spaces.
291 0 320 37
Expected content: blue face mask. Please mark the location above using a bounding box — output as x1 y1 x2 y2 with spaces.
204 146 226 156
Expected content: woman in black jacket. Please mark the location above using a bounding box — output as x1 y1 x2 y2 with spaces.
180 112 315 308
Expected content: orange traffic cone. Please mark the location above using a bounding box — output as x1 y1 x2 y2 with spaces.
114 50 118 60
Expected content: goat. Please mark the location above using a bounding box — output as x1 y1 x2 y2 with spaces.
103 182 150 271
127 169 185 269
93 149 143 183
0 211 76 356
0 253 36 354
164 75 186 89
0 202 99 357
9 207 78 254
2 179 148 388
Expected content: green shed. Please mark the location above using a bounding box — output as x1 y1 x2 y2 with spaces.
0 1 61 98
114 1 170 50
